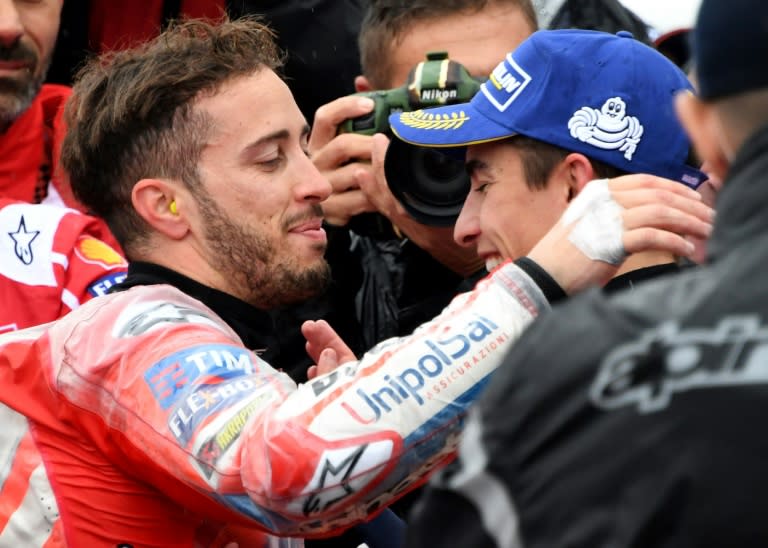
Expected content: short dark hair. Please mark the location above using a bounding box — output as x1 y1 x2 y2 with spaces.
358 0 538 88
508 136 627 190
60 17 284 254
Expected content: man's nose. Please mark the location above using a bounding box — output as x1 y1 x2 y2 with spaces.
453 201 481 248
296 155 333 204
0 2 23 49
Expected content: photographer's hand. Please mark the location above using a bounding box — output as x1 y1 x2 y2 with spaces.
309 96 378 226
355 133 484 277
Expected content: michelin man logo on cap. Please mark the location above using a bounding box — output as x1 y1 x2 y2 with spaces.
482 54 532 112
568 96 645 160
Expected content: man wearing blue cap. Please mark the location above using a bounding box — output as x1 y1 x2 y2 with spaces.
388 28 707 294
403 2 768 546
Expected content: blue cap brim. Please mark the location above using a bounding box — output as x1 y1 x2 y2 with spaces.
389 101 516 147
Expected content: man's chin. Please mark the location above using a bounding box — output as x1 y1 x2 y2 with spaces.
296 260 332 298
264 260 331 307
0 79 39 126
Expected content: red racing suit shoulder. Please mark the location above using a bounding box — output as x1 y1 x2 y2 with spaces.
0 200 127 333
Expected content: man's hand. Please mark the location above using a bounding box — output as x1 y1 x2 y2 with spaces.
302 320 357 380
355 133 484 277
527 174 715 294
309 96 379 226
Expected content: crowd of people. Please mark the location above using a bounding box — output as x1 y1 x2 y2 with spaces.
0 0 763 546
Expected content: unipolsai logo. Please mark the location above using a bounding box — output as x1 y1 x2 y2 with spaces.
340 314 504 424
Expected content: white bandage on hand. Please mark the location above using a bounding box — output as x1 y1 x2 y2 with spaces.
561 179 626 265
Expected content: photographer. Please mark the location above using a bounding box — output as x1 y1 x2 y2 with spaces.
307 0 537 352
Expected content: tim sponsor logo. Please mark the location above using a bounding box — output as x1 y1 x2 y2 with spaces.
144 344 256 409
342 315 509 424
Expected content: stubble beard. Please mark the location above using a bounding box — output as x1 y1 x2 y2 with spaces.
199 198 331 309
0 45 48 131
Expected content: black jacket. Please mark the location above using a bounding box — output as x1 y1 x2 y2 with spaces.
406 125 768 548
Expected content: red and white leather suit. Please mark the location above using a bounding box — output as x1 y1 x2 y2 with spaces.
0 260 546 546
0 199 127 333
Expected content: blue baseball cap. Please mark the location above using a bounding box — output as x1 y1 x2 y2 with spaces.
389 29 706 189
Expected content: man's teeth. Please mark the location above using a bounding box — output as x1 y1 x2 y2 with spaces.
485 257 503 271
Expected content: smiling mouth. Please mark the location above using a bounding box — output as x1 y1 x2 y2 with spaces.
0 60 32 71
484 255 504 272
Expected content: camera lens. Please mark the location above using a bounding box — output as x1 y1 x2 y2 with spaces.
385 138 469 226
410 148 468 203
421 149 457 182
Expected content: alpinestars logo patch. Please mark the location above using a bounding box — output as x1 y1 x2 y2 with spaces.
8 216 40 265
568 97 644 160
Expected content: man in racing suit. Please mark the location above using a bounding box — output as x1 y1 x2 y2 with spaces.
0 198 127 332
0 0 123 264
0 0 80 209
0 17 712 548
404 1 768 546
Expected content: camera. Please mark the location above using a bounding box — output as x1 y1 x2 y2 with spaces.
341 52 482 227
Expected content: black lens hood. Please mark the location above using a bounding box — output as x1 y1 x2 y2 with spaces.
384 138 469 227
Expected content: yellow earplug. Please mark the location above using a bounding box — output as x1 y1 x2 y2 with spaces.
169 200 178 215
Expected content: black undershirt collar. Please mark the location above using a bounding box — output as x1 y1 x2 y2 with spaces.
114 261 280 358
603 262 681 293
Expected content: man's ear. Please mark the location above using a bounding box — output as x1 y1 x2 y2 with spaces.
354 75 373 93
675 91 730 182
558 153 597 202
131 179 189 240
